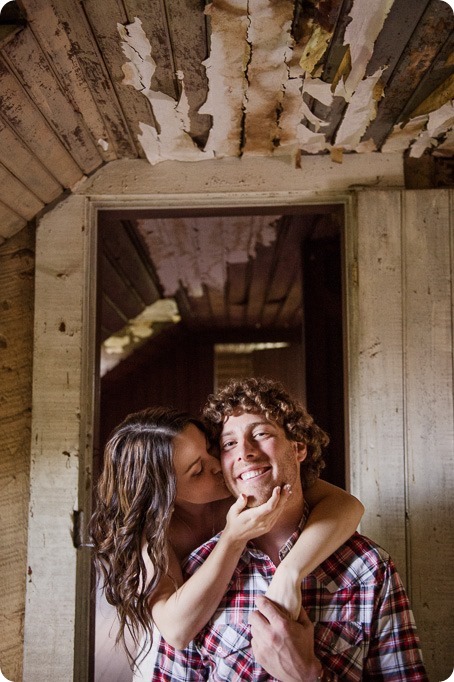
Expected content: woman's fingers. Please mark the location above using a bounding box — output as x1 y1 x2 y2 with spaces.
231 493 248 513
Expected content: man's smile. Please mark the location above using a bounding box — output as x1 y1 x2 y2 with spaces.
238 466 271 481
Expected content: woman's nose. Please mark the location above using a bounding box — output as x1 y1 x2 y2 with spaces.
208 455 222 474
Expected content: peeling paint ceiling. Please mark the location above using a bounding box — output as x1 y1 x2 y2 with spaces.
0 0 453 243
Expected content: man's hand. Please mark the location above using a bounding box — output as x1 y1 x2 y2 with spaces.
249 595 322 682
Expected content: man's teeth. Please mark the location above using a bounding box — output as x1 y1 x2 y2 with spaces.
240 468 267 481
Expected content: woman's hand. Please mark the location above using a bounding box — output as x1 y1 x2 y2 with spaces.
223 485 292 544
265 562 302 620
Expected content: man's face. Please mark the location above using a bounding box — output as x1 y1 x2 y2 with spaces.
219 411 306 507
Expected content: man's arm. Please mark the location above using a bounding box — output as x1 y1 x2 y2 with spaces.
250 596 333 682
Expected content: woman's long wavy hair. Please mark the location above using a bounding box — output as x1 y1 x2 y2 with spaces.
90 406 206 665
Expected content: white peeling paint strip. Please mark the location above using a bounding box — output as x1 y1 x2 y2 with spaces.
118 18 155 91
296 123 329 154
242 0 295 155
409 101 454 158
200 1 249 157
384 101 454 158
137 216 277 297
277 77 303 152
278 75 334 154
334 68 385 149
409 130 434 158
119 18 211 164
97 138 109 151
427 100 454 137
337 0 394 101
303 77 334 107
381 115 428 153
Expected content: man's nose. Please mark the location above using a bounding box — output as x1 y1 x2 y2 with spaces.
237 436 257 460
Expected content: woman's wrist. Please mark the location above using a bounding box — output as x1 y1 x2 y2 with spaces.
274 558 305 585
219 526 248 552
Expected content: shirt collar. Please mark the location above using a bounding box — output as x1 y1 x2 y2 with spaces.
278 500 310 561
235 500 310 569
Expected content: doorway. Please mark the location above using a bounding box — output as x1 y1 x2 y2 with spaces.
92 205 345 680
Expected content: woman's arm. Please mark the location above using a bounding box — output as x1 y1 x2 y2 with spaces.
265 480 364 619
149 486 291 649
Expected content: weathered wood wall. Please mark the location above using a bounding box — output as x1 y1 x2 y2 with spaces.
22 195 96 682
0 224 35 681
347 189 454 681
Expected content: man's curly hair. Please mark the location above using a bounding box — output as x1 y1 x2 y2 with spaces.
203 376 329 489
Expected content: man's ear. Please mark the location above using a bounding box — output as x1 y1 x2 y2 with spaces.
294 441 307 462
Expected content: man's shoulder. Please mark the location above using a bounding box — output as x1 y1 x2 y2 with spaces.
312 532 395 591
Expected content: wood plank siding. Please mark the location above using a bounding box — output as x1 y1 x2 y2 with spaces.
348 189 454 678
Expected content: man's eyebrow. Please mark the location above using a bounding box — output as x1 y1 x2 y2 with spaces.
221 421 274 438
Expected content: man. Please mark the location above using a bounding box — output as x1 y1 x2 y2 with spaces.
149 377 428 681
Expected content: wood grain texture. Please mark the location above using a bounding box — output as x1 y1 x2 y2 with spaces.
401 189 454 680
3 26 103 173
0 162 44 220
350 190 407 578
0 198 27 240
20 0 117 161
82 0 157 154
23 195 91 682
347 189 454 682
0 224 34 682
164 0 211 147
0 55 84 188
0 117 62 204
21 0 137 158
364 0 454 147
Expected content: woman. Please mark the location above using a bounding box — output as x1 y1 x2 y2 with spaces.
90 406 363 665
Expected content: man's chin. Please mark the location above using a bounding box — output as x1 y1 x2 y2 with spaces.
241 487 273 508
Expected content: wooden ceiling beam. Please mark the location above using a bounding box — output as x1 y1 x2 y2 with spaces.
21 0 138 158
0 116 62 204
82 0 158 155
164 0 211 147
364 0 454 149
0 55 83 187
2 27 103 173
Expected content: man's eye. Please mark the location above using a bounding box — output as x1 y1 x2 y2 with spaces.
222 440 235 449
192 468 203 477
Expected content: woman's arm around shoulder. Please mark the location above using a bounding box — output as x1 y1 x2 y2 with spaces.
150 486 292 649
265 479 364 619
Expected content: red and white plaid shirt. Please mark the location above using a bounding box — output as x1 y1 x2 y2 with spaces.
146 509 428 681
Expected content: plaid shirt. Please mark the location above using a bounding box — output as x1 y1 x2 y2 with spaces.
145 511 427 681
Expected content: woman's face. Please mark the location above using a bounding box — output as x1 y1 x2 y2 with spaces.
173 423 231 505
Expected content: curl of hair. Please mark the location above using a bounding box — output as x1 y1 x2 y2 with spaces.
203 377 329 489
89 407 206 666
